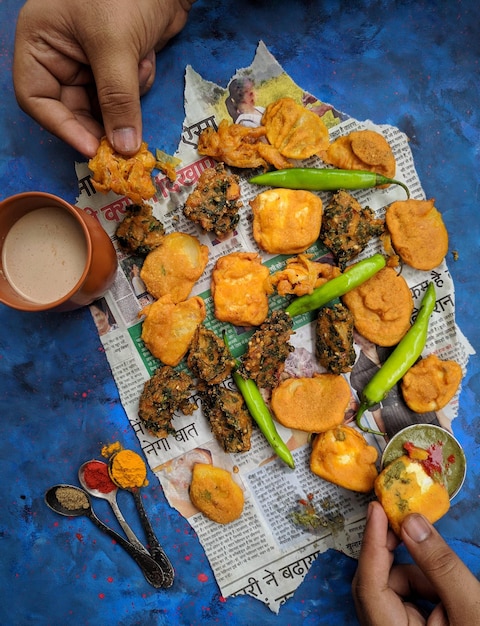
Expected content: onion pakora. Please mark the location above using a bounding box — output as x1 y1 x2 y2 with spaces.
189 463 244 524
262 97 330 159
342 266 413 347
187 326 235 385
323 129 396 180
310 425 378 493
271 373 351 433
401 354 463 413
115 203 165 255
385 198 449 270
250 188 323 254
211 252 272 327
200 385 253 453
141 295 207 366
88 136 157 204
270 254 341 297
183 163 242 237
138 366 197 438
140 232 209 303
315 303 356 374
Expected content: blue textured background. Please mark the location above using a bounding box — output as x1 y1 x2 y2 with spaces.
1 1 479 624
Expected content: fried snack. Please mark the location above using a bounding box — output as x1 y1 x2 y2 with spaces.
250 188 323 254
310 425 378 493
237 310 294 389
88 136 157 204
320 191 384 270
187 326 235 385
401 354 463 413
140 232 209 303
115 203 165 255
211 252 272 326
271 373 351 433
375 455 450 536
183 163 242 237
315 303 356 374
141 295 207 366
385 198 449 270
189 463 244 524
270 254 341 297
138 366 197 437
323 129 396 179
200 385 253 453
197 120 291 170
342 266 413 346
262 97 330 159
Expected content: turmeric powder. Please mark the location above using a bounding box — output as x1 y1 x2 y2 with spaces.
109 449 148 489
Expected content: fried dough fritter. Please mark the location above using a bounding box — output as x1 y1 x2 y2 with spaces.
270 254 341 297
115 203 165 255
187 326 235 385
189 463 244 524
183 163 242 237
211 252 272 327
401 354 463 413
320 191 384 270
250 188 323 255
200 385 253 453
88 136 157 204
315 303 356 374
237 310 294 389
141 295 207 366
385 198 449 270
323 129 396 180
138 366 197 438
140 232 209 303
262 97 330 159
310 425 378 493
342 266 413 347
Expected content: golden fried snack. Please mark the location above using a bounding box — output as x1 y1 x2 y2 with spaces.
310 425 378 493
270 254 341 296
189 463 244 524
401 354 463 413
385 198 449 270
324 129 396 179
250 188 323 254
342 266 413 346
262 97 330 159
211 252 272 326
140 232 209 303
271 373 351 433
141 295 206 366
88 136 157 204
375 455 450 536
115 204 165 255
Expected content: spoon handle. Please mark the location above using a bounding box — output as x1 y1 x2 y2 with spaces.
87 509 165 588
132 489 175 588
108 497 148 554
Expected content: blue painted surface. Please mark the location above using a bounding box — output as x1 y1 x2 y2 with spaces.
0 1 479 623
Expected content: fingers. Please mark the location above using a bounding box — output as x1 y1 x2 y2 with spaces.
138 50 157 96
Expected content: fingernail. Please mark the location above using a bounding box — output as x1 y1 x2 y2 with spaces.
403 514 432 543
112 127 139 154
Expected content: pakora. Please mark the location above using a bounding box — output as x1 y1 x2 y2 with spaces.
315 303 356 374
115 203 165 255
187 326 235 385
211 252 272 327
401 354 463 413
250 188 323 254
342 266 413 346
88 136 157 204
140 232 209 303
200 385 253 453
183 163 242 237
270 254 341 297
385 198 449 270
189 463 245 524
141 294 207 366
310 425 378 493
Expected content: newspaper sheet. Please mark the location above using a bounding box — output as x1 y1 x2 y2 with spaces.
75 42 474 613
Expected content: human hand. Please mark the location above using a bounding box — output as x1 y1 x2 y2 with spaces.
13 0 195 157
352 501 480 625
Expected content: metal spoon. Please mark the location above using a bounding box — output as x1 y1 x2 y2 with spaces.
45 484 165 588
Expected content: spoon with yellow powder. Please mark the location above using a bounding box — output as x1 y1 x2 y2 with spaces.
108 449 175 588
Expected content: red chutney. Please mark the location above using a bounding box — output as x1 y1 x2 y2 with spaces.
404 440 455 481
83 460 116 493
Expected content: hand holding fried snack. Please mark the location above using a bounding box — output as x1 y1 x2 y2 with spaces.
189 463 244 524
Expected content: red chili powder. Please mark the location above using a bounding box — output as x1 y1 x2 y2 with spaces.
83 460 116 493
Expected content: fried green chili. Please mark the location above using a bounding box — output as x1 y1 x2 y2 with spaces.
355 282 437 435
224 334 295 469
249 168 410 198
285 253 386 317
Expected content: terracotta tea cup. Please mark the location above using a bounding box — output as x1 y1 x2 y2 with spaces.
0 191 117 312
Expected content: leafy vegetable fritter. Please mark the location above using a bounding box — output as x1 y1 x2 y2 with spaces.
200 385 253 453
115 203 165 255
315 303 356 374
187 326 235 385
